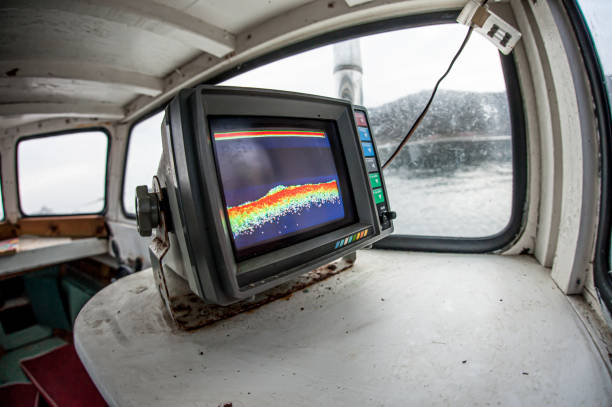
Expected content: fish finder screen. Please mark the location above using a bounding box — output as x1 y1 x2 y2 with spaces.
209 116 355 260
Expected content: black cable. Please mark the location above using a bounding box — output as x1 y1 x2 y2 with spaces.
381 0 490 170
381 26 476 170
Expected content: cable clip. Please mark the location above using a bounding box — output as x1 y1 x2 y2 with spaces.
457 0 521 55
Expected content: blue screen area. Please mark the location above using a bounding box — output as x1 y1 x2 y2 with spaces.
210 127 347 252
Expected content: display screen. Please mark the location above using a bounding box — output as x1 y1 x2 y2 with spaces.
209 116 355 260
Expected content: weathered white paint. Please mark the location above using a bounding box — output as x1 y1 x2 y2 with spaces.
0 103 124 120
98 119 153 265
0 0 317 128
106 221 152 267
1 118 112 139
0 7 199 78
523 0 599 294
69 0 236 57
2 0 234 57
0 60 163 97
510 0 562 266
0 237 108 276
0 78 142 107
165 0 314 35
345 0 375 7
104 123 129 224
75 250 612 406
494 3 539 255
0 135 19 223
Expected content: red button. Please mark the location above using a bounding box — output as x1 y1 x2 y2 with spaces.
354 111 368 127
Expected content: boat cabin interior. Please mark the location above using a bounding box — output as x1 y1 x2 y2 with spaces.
1 0 612 405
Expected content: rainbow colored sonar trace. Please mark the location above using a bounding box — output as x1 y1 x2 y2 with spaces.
227 180 341 238
214 129 326 141
209 119 352 255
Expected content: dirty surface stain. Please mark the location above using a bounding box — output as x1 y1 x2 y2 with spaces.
161 257 355 331
129 286 148 294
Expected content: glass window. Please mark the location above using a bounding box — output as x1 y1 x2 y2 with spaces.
222 23 513 238
577 1 612 111
123 111 164 216
18 131 108 215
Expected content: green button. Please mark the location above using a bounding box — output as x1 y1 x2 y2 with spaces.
373 188 385 204
369 172 381 189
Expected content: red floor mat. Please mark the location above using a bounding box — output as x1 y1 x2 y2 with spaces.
20 344 107 407
0 382 39 407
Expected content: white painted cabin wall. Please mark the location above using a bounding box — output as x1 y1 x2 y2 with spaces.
103 122 154 265
514 0 599 295
546 0 600 296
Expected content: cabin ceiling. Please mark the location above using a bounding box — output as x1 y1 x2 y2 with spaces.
0 0 463 130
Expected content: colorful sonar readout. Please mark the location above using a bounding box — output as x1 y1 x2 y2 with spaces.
211 126 347 254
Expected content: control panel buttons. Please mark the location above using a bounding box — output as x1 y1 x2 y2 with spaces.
354 111 368 127
354 108 392 230
362 142 375 157
372 188 385 204
365 157 378 172
369 172 382 189
358 127 371 141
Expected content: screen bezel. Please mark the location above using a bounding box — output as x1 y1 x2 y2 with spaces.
208 115 357 262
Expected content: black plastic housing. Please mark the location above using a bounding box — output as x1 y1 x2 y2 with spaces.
162 86 393 305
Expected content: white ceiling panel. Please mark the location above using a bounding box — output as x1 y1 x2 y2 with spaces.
0 60 163 97
0 7 199 77
0 77 140 105
0 0 445 129
157 0 315 33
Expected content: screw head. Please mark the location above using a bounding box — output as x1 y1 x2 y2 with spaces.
135 185 160 237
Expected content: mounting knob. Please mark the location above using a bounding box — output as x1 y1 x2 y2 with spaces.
379 211 397 225
135 185 160 237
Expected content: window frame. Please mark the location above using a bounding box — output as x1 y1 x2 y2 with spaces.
121 107 166 219
205 10 528 253
15 127 111 217
375 52 527 252
562 0 612 314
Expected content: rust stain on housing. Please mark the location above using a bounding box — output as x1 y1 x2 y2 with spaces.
156 256 355 331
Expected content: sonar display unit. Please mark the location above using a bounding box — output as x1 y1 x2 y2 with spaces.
136 85 394 305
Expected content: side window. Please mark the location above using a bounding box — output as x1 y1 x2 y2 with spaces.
577 0 612 106
123 112 165 216
221 23 515 239
17 130 108 216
